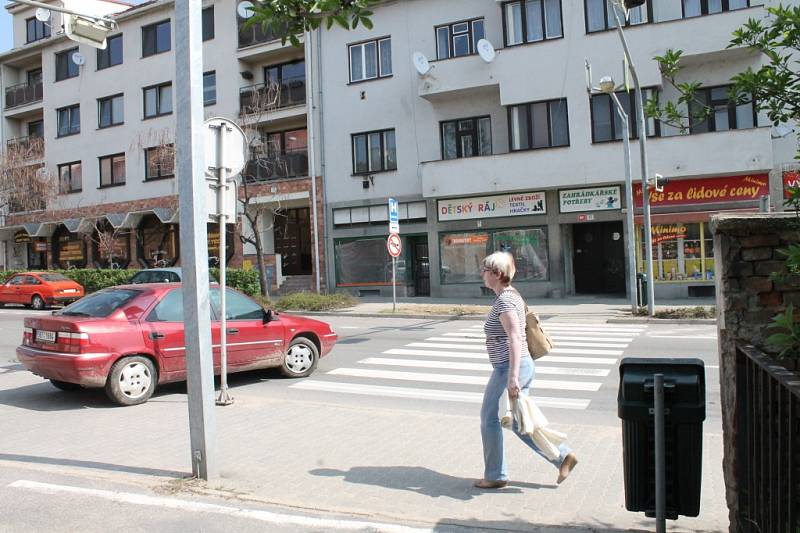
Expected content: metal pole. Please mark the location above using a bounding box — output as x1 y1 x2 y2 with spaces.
10 0 118 27
611 2 655 317
392 257 396 312
175 0 216 480
654 373 666 533
305 31 321 294
609 93 637 314
216 125 233 406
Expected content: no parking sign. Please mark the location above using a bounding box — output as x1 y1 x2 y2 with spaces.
387 233 402 257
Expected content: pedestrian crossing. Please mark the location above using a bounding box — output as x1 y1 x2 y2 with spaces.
290 322 648 410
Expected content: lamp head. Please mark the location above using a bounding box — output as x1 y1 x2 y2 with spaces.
599 76 616 94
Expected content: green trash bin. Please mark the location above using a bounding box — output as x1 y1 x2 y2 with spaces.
618 358 706 519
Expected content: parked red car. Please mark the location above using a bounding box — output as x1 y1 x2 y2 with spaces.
17 283 338 406
0 272 84 310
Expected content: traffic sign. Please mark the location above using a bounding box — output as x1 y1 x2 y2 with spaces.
388 197 399 234
387 233 402 257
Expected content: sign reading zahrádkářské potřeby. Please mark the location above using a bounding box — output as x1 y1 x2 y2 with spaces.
558 186 621 213
437 191 546 221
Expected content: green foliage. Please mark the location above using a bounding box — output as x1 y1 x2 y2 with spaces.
784 186 800 217
767 304 800 359
244 0 379 47
272 291 357 312
210 268 261 296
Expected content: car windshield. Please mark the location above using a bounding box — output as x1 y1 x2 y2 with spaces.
39 273 70 282
58 289 140 317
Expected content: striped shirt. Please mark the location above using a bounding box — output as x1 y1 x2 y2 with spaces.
483 287 529 366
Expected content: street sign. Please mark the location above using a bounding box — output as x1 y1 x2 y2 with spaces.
387 233 402 257
204 117 246 222
388 197 399 234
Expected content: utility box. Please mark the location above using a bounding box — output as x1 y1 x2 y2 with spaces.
618 358 706 519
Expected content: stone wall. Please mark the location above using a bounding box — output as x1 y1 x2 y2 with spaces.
710 212 800 532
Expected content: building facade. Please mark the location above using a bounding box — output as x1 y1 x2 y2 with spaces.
316 0 798 300
0 0 326 293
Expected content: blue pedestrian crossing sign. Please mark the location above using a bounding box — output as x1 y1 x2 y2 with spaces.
388 197 399 234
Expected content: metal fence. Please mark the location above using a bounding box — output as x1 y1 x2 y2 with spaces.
4 80 43 109
242 151 308 182
239 76 306 114
735 344 800 533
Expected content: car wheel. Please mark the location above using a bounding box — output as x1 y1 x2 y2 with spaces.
105 356 156 406
31 295 45 310
49 379 81 391
281 336 319 378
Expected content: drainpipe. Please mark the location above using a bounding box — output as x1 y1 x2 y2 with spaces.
305 31 321 293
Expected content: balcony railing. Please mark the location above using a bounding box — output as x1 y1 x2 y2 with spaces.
239 76 306 115
4 80 43 109
735 343 800 533
6 136 44 159
237 18 288 48
243 151 308 182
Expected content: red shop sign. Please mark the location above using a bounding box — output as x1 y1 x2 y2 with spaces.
784 170 800 199
634 174 769 208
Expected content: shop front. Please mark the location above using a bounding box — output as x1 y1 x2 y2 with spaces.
137 214 179 268
92 221 131 269
13 230 48 270
634 173 769 298
52 225 87 269
207 222 235 268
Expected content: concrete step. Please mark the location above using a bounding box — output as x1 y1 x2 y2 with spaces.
277 275 313 295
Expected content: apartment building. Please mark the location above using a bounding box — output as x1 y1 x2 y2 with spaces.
316 0 798 299
0 0 324 292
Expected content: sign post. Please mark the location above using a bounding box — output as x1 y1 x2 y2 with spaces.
387 233 402 312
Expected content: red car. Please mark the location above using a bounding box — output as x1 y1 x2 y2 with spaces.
0 272 84 310
17 283 338 406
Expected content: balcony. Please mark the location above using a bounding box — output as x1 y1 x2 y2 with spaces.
238 18 288 49
6 136 44 160
242 151 309 182
239 76 306 116
4 80 43 109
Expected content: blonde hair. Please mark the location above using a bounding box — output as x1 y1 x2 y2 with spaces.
482 251 515 285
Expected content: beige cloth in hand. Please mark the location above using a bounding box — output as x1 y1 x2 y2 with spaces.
501 392 568 462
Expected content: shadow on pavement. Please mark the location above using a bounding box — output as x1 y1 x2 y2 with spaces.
0 452 185 478
431 517 647 533
310 466 556 500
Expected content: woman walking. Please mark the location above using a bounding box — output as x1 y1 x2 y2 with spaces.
475 251 578 489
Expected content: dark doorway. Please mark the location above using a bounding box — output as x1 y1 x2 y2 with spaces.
408 236 429 296
572 221 625 294
274 207 312 275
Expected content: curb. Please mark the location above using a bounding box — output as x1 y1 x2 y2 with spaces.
608 317 717 325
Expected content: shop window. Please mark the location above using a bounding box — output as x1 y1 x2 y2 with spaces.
636 222 715 282
53 225 86 269
206 222 235 268
92 221 130 269
138 214 179 268
492 228 549 281
334 237 408 286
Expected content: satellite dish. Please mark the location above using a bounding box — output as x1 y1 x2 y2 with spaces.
71 52 85 66
476 39 496 63
772 123 795 139
35 8 51 22
412 52 431 76
237 1 255 19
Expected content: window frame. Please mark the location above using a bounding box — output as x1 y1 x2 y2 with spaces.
584 0 650 33
435 18 485 60
58 161 82 194
501 0 564 47
682 0 750 18
347 36 392 84
202 6 214 41
142 81 173 119
55 47 80 82
589 88 661 143
96 34 123 70
203 70 216 106
440 115 493 160
97 93 124 129
507 98 570 151
351 128 397 175
98 153 126 188
144 145 175 181
141 19 171 58
689 85 758 134
56 104 81 137
26 16 51 43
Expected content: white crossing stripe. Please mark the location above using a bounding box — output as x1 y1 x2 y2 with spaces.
442 332 485 338
543 323 647 330
551 335 633 343
649 335 717 339
407 342 487 351
543 327 643 334
426 336 485 343
385 348 484 358
290 381 591 409
538 355 618 365
360 358 610 377
549 341 628 349
550 347 623 356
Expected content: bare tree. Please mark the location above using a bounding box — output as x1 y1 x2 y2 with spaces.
83 217 131 269
238 80 288 298
0 137 56 218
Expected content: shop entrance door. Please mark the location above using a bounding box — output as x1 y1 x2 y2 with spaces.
274 207 312 275
408 237 429 297
572 221 625 294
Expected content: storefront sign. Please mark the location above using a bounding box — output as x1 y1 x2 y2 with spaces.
634 174 769 208
651 224 688 245
14 231 30 244
58 241 84 262
438 191 546 221
34 242 47 252
559 186 621 213
784 170 800 199
443 234 489 246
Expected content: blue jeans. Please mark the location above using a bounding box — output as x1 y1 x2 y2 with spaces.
480 356 572 481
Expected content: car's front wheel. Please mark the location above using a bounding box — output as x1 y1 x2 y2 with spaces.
50 379 81 391
281 336 318 378
105 356 156 406
31 295 45 310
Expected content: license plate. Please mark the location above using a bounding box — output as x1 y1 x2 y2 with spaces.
62 289 77 294
35 330 56 343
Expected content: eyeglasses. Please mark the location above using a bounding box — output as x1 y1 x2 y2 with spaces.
481 266 494 273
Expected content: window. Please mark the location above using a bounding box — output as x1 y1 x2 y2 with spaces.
508 98 569 150
436 18 485 59
335 237 409 286
62 289 139 318
590 89 659 142
98 94 124 128
333 201 427 227
58 161 82 193
245 129 308 181
637 222 715 281
503 0 562 46
203 71 216 106
28 120 44 138
585 0 647 32
56 104 80 137
348 37 392 83
26 17 50 43
202 6 214 41
99 153 126 187
27 68 42 86
97 34 123 69
683 0 749 18
264 60 306 107
689 85 756 134
210 288 263 320
148 288 185 322
441 116 492 159
55 48 80 81
143 82 172 118
145 145 175 180
351 129 397 174
142 20 171 57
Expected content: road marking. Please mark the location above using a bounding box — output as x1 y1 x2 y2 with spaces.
385 348 485 358
543 323 647 330
551 335 633 343
648 335 717 339
425 336 485 343
550 347 623 356
338 326 361 329
407 342 487 351
537 355 618 365
547 341 628 348
8 480 431 533
706 365 719 369
290 381 591 409
442 332 485 338
360 358 610 377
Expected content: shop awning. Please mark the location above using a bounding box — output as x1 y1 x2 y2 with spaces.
104 213 127 229
152 207 177 224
